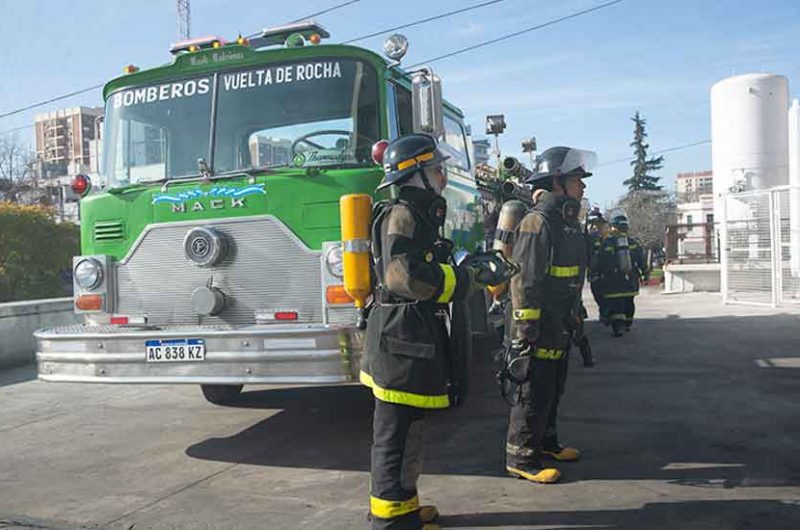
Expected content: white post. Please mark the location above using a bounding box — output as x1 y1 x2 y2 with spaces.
777 189 786 305
769 190 779 307
789 99 800 278
721 192 729 304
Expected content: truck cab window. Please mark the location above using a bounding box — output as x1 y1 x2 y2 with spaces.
443 114 471 170
395 85 414 136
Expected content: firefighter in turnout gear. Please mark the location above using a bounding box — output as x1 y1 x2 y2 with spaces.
596 212 646 336
361 134 496 530
586 207 609 321
505 146 596 483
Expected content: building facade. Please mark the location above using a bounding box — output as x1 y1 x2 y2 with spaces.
677 170 713 204
34 106 103 178
673 169 717 261
472 138 491 166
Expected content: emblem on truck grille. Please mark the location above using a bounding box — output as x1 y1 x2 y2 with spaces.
152 184 265 213
184 226 229 267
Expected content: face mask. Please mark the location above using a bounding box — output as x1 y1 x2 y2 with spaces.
561 198 581 227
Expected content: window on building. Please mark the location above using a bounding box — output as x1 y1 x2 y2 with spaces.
686 214 693 227
706 213 714 224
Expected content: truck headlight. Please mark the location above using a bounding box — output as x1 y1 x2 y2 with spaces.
325 246 344 278
75 258 104 290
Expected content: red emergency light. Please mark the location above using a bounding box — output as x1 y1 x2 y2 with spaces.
71 174 91 196
372 140 390 165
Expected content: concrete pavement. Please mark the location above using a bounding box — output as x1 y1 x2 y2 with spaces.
1 290 799 529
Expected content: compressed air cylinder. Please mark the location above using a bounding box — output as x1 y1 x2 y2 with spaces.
340 194 373 309
489 199 528 297
616 236 633 275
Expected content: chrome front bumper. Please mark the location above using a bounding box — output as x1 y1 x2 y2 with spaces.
35 323 363 384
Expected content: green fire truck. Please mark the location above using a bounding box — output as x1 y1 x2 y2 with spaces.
35 22 487 404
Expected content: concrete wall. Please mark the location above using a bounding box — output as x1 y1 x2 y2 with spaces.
0 298 81 369
664 263 721 294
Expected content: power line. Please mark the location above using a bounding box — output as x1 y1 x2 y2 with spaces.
342 0 504 44
409 0 624 68
1 1 361 120
291 0 361 23
0 84 104 120
245 0 361 39
596 139 711 168
0 124 35 138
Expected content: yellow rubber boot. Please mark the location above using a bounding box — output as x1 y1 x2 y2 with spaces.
506 464 561 483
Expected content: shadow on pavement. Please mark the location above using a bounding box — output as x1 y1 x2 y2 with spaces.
439 499 800 529
0 363 37 389
186 314 800 486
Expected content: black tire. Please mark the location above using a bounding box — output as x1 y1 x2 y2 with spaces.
200 384 243 405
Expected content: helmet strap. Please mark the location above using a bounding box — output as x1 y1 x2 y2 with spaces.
418 167 435 193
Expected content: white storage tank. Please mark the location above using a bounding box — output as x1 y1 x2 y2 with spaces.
711 73 790 224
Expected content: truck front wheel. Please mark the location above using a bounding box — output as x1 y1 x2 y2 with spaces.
200 384 243 405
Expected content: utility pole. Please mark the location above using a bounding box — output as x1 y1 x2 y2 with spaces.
521 137 537 167
177 0 191 40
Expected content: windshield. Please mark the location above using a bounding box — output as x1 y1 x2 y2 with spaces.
102 58 380 188
103 76 213 186
213 59 379 173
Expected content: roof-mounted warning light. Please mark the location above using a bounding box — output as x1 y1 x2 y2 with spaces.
170 35 228 55
250 20 330 50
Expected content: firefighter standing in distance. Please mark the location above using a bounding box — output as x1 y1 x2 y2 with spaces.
586 207 609 322
361 134 493 530
596 212 646 336
505 146 596 483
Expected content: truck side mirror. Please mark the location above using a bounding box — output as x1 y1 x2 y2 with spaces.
412 68 444 139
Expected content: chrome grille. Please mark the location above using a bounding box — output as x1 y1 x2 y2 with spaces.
94 220 125 241
115 216 323 325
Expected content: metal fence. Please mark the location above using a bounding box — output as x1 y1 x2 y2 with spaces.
665 223 719 264
722 186 800 306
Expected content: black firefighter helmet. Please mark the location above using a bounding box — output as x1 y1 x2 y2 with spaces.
610 212 630 232
377 134 450 190
525 146 597 186
587 205 605 224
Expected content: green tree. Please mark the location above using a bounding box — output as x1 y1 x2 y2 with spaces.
624 111 664 192
0 202 79 302
614 190 676 253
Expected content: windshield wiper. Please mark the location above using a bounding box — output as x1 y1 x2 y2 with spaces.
157 163 307 191
217 163 293 176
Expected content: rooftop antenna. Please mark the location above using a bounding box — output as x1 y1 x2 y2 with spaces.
177 0 191 39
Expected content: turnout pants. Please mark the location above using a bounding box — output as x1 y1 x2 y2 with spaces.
370 399 425 530
590 279 608 320
606 296 635 327
506 313 570 465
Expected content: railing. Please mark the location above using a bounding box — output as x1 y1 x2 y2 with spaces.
664 223 719 264
722 186 800 307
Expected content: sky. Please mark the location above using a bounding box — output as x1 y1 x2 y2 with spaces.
0 0 798 206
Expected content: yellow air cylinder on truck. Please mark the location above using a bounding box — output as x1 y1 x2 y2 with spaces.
340 193 373 328
489 199 528 298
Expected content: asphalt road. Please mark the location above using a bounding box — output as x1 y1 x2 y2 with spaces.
1 290 799 529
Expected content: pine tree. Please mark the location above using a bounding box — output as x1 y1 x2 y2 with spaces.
624 111 664 192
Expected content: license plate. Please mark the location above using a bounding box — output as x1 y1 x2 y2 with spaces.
145 339 206 363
